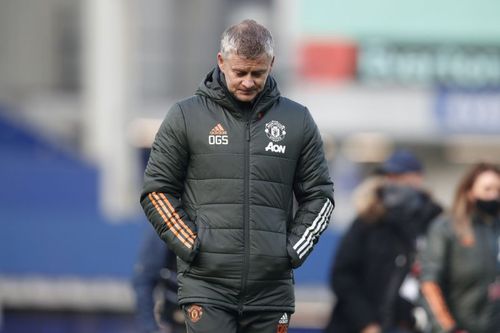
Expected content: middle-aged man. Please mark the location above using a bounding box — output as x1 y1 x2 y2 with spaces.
141 19 334 333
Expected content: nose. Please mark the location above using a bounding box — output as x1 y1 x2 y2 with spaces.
241 78 254 89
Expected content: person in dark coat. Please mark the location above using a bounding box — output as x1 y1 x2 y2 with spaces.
324 149 442 333
140 19 334 333
419 162 500 333
133 226 185 333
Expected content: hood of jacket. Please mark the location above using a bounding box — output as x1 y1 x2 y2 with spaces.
195 67 280 118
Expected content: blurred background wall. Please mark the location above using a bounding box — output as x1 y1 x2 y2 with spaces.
0 0 499 332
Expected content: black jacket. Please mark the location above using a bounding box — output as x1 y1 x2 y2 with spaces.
325 185 441 333
141 68 334 313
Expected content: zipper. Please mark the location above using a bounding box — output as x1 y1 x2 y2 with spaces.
238 117 251 315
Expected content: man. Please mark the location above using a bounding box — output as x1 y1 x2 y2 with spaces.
140 19 334 333
324 149 442 333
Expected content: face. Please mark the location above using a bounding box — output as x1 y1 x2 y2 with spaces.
468 170 500 201
217 52 274 102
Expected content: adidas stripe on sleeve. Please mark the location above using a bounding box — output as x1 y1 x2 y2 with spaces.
292 199 334 259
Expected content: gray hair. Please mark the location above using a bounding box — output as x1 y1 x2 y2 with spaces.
220 19 274 59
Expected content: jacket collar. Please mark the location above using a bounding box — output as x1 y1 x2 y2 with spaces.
195 67 280 119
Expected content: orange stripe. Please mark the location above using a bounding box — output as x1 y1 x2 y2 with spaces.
153 193 195 244
158 193 196 239
150 193 194 247
148 193 192 249
421 281 455 331
148 193 192 248
152 193 195 244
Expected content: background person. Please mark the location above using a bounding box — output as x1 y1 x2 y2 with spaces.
140 19 334 333
419 162 500 333
325 149 442 333
132 226 185 333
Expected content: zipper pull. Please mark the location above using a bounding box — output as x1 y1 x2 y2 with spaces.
246 122 250 141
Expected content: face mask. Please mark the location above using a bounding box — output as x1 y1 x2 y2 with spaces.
475 199 500 216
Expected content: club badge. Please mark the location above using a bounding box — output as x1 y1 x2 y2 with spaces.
186 304 203 323
265 120 286 142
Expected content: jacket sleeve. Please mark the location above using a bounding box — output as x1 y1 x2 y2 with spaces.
140 103 199 263
419 217 457 332
331 220 379 331
287 108 334 268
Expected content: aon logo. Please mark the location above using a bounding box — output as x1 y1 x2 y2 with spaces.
265 142 286 153
209 135 228 145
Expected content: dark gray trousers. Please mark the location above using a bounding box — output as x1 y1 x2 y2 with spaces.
183 303 291 333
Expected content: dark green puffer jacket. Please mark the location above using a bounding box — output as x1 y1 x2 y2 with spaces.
420 215 500 333
141 68 334 313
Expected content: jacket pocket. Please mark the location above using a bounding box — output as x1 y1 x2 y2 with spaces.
181 214 208 275
195 214 209 249
177 255 192 275
175 214 203 274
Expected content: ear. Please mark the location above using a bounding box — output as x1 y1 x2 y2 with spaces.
217 53 225 73
270 56 275 69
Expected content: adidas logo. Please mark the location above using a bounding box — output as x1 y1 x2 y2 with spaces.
208 123 229 145
209 123 227 135
279 313 288 324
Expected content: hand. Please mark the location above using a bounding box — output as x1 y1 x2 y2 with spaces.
361 323 382 333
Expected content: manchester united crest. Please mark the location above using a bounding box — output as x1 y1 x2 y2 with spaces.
265 120 286 142
186 304 203 323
